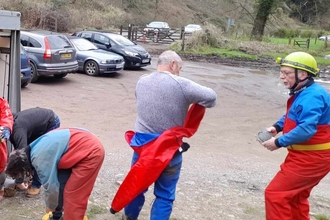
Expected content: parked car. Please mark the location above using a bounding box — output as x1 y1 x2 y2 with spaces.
67 36 125 76
318 35 330 41
144 21 170 34
20 44 32 88
72 31 151 69
184 24 202 33
20 30 78 82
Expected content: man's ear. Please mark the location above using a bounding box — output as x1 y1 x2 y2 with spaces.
169 60 176 71
298 70 308 78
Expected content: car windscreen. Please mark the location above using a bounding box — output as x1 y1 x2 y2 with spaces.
148 22 164 28
107 34 135 46
47 35 73 49
187 25 199 28
71 38 98 51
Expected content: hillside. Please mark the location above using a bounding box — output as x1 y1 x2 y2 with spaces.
1 0 327 34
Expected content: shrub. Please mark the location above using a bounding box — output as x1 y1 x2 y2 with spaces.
301 30 313 38
272 28 287 38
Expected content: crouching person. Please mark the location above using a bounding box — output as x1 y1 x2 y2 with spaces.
6 127 105 220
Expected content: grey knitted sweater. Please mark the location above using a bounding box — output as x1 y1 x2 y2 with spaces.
135 71 217 133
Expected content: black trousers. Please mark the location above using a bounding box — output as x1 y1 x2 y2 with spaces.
52 169 72 220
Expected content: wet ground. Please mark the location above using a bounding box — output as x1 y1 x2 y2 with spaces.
0 50 329 220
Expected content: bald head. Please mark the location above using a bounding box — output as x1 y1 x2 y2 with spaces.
157 50 183 76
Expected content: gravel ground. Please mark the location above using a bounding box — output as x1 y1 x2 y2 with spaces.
0 42 329 220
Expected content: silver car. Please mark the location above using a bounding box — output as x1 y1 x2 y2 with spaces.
20 30 78 82
68 36 125 76
319 35 330 41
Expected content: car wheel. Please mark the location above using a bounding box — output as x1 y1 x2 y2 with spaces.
54 73 68 78
84 60 99 76
21 82 28 88
30 62 39 83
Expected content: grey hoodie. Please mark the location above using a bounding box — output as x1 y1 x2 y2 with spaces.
135 71 217 133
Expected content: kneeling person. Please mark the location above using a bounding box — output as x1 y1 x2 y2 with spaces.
6 128 105 220
10 107 60 197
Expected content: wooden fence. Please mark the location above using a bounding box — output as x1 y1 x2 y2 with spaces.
118 24 186 44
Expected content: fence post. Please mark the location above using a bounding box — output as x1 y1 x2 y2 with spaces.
293 40 296 46
134 27 138 41
120 25 123 35
325 37 328 49
181 32 185 51
180 26 185 40
128 24 132 40
54 17 57 32
306 38 310 49
288 38 291 45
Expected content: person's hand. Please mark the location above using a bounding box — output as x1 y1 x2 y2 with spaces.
16 182 29 190
266 126 278 137
0 127 10 140
46 207 54 214
262 137 280 151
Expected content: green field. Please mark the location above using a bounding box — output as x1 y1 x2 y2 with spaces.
181 36 330 66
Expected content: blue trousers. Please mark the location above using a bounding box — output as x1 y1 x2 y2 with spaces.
32 113 60 189
124 151 182 220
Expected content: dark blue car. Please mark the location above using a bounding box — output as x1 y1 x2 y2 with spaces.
20 44 31 87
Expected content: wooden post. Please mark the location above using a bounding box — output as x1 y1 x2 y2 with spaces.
288 38 291 45
128 24 132 40
315 37 317 44
325 37 328 49
134 27 138 41
120 25 123 35
293 40 296 46
180 26 185 40
181 32 185 51
306 38 310 49
54 17 57 32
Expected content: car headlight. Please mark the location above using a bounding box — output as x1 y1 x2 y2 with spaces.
100 60 107 64
125 51 138 57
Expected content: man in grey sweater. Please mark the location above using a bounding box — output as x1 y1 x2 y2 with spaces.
123 50 217 220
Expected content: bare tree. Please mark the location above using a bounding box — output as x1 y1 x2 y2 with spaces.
250 0 277 41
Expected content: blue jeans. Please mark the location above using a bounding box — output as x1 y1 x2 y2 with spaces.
32 113 60 189
48 113 60 131
124 151 182 220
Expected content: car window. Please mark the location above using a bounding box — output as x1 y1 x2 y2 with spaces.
81 32 92 41
94 34 110 45
29 37 42 48
71 38 98 51
46 35 72 49
20 35 29 47
21 35 42 48
106 34 134 46
148 22 164 28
